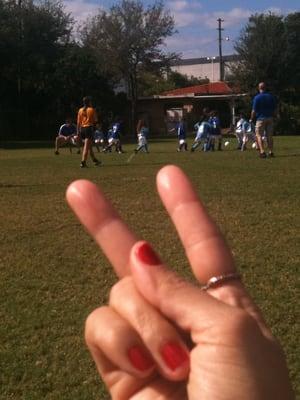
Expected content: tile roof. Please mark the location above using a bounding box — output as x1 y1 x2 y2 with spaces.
162 81 233 96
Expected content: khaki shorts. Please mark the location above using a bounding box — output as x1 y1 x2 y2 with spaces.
255 118 274 138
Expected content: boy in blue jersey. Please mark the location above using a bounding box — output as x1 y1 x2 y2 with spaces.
208 110 222 151
103 118 123 153
250 82 277 158
176 117 188 151
54 118 80 155
191 116 211 152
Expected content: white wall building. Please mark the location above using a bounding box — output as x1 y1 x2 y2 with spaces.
170 54 240 82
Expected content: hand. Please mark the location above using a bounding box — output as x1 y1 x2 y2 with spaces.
66 165 293 400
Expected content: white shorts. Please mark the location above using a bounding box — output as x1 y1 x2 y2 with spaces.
138 136 147 146
108 138 120 145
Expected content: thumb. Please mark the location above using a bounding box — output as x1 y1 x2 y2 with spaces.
130 241 230 338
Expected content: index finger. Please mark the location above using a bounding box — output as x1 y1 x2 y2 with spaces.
156 165 235 283
66 179 137 278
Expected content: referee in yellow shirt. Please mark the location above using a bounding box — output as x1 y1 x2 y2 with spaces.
77 96 100 168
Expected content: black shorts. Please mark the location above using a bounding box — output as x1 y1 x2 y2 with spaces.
80 126 94 140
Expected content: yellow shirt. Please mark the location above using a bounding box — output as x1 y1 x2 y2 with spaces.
77 107 97 128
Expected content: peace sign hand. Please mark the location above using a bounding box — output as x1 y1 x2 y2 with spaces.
66 165 293 400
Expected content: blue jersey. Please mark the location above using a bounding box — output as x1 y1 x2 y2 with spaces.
177 122 186 139
139 127 149 137
58 123 76 136
111 122 121 139
209 116 221 135
252 92 276 120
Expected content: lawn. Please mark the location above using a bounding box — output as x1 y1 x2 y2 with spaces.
0 136 299 399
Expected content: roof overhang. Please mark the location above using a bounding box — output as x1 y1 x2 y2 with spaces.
138 93 248 100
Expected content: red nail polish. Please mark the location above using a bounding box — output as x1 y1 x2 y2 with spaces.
160 342 189 371
136 242 161 265
128 346 154 371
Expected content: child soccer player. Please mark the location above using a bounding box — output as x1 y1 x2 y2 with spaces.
135 119 149 153
176 117 188 151
103 117 123 153
54 118 80 155
191 115 211 152
235 113 247 150
208 110 222 151
241 119 257 151
93 123 105 152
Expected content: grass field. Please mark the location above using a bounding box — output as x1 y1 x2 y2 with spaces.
0 136 299 399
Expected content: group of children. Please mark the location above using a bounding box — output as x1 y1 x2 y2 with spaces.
174 109 258 153
54 116 149 156
54 110 259 158
172 109 223 153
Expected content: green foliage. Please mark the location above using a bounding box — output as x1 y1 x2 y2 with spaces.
0 138 299 398
0 0 117 140
233 12 300 133
233 13 286 93
80 0 177 127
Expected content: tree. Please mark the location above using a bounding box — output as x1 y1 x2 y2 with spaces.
81 0 177 130
233 13 286 94
232 12 300 133
0 0 74 139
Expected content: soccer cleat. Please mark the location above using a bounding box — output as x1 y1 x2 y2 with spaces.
80 161 87 168
259 152 267 158
268 152 274 158
54 150 59 155
93 159 101 166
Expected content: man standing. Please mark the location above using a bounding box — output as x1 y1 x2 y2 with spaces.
250 82 277 158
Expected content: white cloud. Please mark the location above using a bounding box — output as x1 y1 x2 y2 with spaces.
263 7 283 15
63 0 102 23
202 8 252 29
165 34 216 58
166 0 203 27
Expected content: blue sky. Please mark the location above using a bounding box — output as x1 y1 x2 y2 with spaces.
63 0 299 58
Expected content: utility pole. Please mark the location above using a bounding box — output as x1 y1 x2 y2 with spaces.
17 0 23 104
217 18 224 81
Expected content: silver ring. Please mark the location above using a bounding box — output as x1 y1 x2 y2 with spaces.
201 272 241 291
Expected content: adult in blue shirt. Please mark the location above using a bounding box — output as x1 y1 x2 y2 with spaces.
54 118 80 155
250 82 277 158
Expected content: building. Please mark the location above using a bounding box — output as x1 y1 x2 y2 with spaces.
170 54 240 82
137 81 247 135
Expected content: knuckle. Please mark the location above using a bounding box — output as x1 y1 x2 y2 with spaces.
223 309 259 338
109 276 135 306
84 306 110 346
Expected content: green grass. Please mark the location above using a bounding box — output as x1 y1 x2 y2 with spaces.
0 136 299 399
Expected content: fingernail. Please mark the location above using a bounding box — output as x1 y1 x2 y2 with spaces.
160 342 189 371
135 242 161 265
128 346 154 371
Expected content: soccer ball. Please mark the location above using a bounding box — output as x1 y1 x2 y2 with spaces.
224 141 230 147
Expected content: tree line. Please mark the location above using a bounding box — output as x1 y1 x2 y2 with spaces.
0 0 299 140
